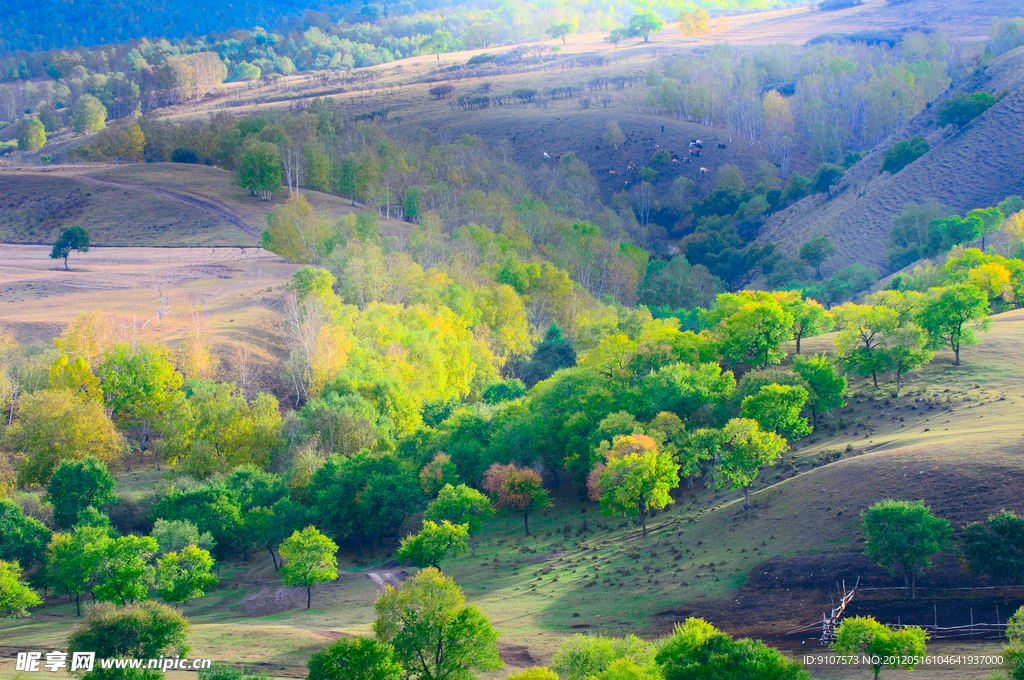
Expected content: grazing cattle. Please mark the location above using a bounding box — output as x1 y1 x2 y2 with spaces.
672 158 681 164
699 167 709 175
655 144 661 150
718 143 727 149
554 155 562 162
609 170 618 175
595 145 601 150
543 152 550 159
683 157 692 164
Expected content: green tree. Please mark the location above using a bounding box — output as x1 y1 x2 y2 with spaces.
262 193 332 265
71 94 107 134
883 322 932 394
280 526 338 609
420 30 454 60
17 117 46 150
833 303 897 389
881 136 929 174
0 499 52 571
238 141 282 200
714 418 787 512
862 499 951 599
46 457 115 529
792 354 846 427
372 567 502 680
424 483 494 557
626 11 664 42
8 389 124 487
508 669 559 680
94 535 158 605
157 545 218 603
0 560 42 618
938 91 997 128
552 633 659 680
604 120 625 150
832 616 927 680
47 524 110 615
740 383 811 443
916 284 990 366
785 296 832 354
397 520 469 569
308 637 403 680
547 22 576 45
482 463 550 536
799 235 835 279
519 324 577 387
67 601 189 680
717 298 794 368
657 617 808 680
960 510 1024 602
587 434 679 536
97 343 182 436
50 225 90 270
967 207 1004 250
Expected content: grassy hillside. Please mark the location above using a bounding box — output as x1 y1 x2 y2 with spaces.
759 45 1024 274
0 164 364 247
2 309 1022 679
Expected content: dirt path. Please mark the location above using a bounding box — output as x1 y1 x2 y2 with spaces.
77 175 261 238
366 571 404 592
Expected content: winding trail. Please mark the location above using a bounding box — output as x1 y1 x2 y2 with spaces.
77 175 261 238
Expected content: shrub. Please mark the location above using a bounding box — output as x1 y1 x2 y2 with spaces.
882 136 929 174
938 91 998 128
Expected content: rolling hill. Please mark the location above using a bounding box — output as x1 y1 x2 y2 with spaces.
759 44 1024 275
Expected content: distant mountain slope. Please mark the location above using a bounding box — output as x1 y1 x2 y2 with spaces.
759 45 1024 275
0 0 333 52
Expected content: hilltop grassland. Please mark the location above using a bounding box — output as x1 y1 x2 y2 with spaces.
2 310 1023 680
0 163 369 246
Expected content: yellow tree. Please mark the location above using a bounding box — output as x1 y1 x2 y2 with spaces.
8 389 124 486
678 9 711 38
263 193 332 265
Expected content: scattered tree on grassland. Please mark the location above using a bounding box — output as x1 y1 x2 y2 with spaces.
604 120 625 150
677 9 711 38
67 601 190 680
397 520 469 569
784 295 833 354
0 560 42 618
881 136 928 174
968 207 1004 251
424 483 493 557
740 383 811 446
916 283 990 366
47 525 111 615
280 526 338 609
791 354 846 427
307 637 403 680
960 510 1024 603
71 94 107 134
157 545 218 603
799 235 835 279
46 457 115 529
373 567 502 680
587 434 679 536
50 225 90 270
420 30 454 60
832 302 898 389
714 418 787 512
94 535 159 605
17 117 46 150
8 389 124 487
832 616 927 680
862 499 951 599
626 11 665 42
238 141 282 200
547 21 576 45
656 617 809 680
482 463 550 536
